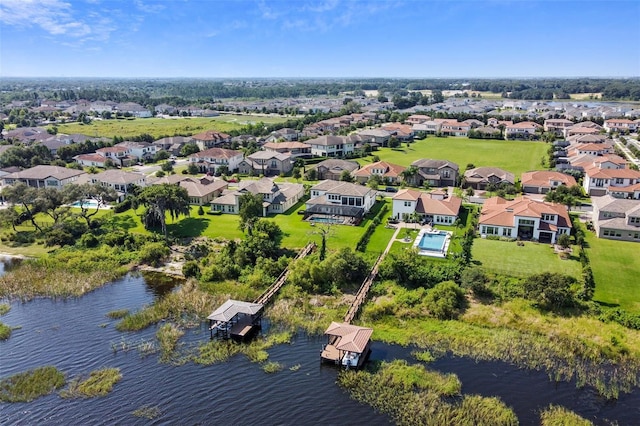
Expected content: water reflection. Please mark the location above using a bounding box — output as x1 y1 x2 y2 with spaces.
0 255 22 276
139 270 183 297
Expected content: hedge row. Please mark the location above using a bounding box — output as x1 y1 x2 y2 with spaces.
355 204 389 252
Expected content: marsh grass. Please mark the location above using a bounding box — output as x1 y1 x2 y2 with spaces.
110 338 158 357
289 364 301 371
363 283 640 399
132 404 162 420
0 257 127 300
0 322 11 340
539 404 593 426
412 350 436 363
106 309 129 319
60 368 122 399
0 303 10 315
262 361 283 374
156 323 184 362
337 360 517 426
195 331 292 365
0 366 65 402
116 280 221 332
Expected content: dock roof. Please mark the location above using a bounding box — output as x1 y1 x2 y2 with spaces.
324 322 373 354
207 299 263 322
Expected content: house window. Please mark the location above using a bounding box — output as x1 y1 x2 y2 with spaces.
615 178 624 184
518 219 535 226
484 226 498 235
443 170 450 178
404 201 412 207
46 179 59 186
502 228 512 237
542 214 555 221
629 217 640 224
634 233 640 239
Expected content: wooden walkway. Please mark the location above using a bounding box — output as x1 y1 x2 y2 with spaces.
254 242 316 306
343 225 402 324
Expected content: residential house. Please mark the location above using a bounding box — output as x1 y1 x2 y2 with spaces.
192 130 232 150
152 136 192 156
210 178 304 215
571 143 613 157
592 195 640 242
406 114 431 125
189 148 244 174
583 165 640 196
116 141 158 161
263 141 312 158
265 128 299 142
521 171 578 194
95 146 134 167
410 159 459 187
352 161 406 185
544 118 574 134
504 121 541 139
84 169 146 201
413 120 443 134
381 123 414 141
440 120 470 137
463 167 515 190
74 153 109 168
607 183 640 200
315 159 359 181
307 135 354 157
306 180 377 221
149 174 228 206
357 129 392 146
463 119 484 129
478 196 572 243
2 165 86 189
116 102 152 118
238 151 292 176
604 118 638 133
392 189 462 225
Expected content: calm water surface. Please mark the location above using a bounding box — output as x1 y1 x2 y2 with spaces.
0 263 638 425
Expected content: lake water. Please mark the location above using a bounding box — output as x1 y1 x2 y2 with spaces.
1 264 638 425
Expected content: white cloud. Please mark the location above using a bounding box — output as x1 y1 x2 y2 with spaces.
0 0 115 43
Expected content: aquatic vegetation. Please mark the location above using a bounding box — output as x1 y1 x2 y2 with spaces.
289 364 301 371
116 280 221 332
262 361 283 374
337 360 517 426
156 323 184 363
0 303 10 315
132 404 162 419
194 331 292 365
0 366 65 403
539 404 593 426
0 322 11 340
106 309 129 319
60 368 122 399
412 350 436 363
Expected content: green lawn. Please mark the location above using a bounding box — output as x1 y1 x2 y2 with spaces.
52 114 287 139
362 137 548 178
472 238 582 279
586 233 640 313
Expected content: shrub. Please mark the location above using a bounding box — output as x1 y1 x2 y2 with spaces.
197 205 204 216
112 197 131 213
138 242 170 267
523 272 578 310
460 267 490 296
79 233 99 248
182 260 201 279
424 281 466 320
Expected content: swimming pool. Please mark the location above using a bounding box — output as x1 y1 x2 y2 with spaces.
308 215 345 224
70 199 100 208
413 229 451 257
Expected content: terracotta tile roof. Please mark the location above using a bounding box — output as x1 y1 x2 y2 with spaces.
521 171 577 189
352 161 406 178
585 166 640 179
506 121 541 130
479 196 572 229
416 194 462 216
75 153 107 162
192 147 243 159
393 188 422 201
192 130 231 141
263 141 311 150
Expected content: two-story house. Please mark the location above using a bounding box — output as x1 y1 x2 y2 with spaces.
191 130 232 150
583 165 640 196
116 141 158 161
440 120 471 137
521 171 578 194
262 141 312 158
238 151 292 176
604 118 638 133
307 135 354 157
392 189 462 225
410 159 459 187
150 174 228 206
352 161 406 185
592 195 640 242
543 118 574 135
210 178 304 215
83 169 146 201
94 146 134 167
478 196 572 243
305 180 377 223
316 159 359 181
504 121 542 139
189 148 244 174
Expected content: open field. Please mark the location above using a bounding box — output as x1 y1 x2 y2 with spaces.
586 233 640 313
472 238 582 279
363 137 548 177
51 114 287 139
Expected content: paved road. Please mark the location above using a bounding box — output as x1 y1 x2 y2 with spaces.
130 158 189 176
615 137 640 168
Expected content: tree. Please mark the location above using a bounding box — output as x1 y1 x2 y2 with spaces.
238 192 264 234
400 165 418 185
2 183 44 232
367 174 383 190
187 163 199 175
136 184 190 239
180 143 200 156
161 161 174 173
557 233 571 249
305 168 317 181
62 183 118 228
340 170 354 182
310 223 335 261
424 281 466 319
292 167 302 181
523 272 578 310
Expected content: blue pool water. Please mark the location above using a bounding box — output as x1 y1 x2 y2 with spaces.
309 216 343 224
417 231 447 251
71 199 100 208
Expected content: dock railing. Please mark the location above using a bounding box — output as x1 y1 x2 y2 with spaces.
343 253 384 324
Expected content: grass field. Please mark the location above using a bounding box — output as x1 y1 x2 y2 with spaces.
472 238 582 279
362 137 548 178
586 233 640 313
52 114 287 139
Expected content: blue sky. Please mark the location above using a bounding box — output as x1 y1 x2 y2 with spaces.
1 0 639 78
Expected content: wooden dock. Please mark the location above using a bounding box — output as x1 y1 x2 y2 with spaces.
254 241 316 306
343 253 384 323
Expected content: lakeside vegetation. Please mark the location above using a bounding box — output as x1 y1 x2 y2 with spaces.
0 366 65 403
0 322 11 340
60 368 122 399
540 405 593 426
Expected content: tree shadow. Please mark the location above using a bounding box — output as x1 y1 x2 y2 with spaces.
594 300 620 308
102 214 137 230
168 217 209 238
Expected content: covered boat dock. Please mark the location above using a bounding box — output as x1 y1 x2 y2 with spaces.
320 322 373 369
207 299 264 341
